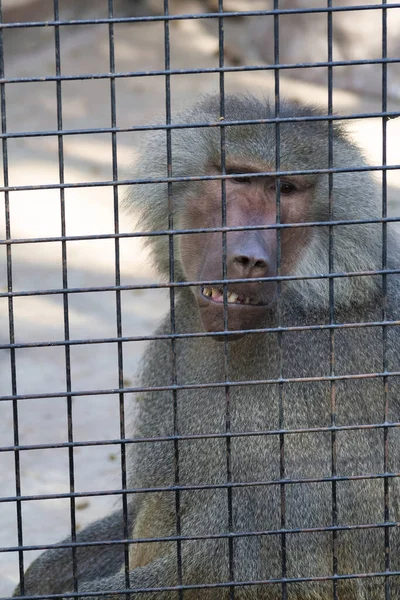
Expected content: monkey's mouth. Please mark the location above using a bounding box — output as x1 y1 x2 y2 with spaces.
201 286 265 306
196 283 275 341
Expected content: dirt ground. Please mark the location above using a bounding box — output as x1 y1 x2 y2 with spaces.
0 4 399 597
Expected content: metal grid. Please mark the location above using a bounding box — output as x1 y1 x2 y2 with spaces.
1 1 400 599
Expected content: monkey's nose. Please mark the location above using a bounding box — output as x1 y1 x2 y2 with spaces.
229 250 271 278
235 254 268 270
227 231 276 278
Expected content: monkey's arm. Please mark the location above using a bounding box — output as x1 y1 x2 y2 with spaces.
18 547 204 600
14 509 132 597
16 503 230 599
70 555 180 600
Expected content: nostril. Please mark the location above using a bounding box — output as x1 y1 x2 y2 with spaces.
234 255 268 270
254 259 268 269
235 255 251 267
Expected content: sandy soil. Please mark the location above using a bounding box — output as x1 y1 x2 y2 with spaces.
0 6 399 597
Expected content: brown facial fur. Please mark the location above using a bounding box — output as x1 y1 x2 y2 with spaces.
180 162 314 337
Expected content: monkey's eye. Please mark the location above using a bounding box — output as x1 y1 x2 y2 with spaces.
233 176 252 184
274 182 296 195
225 170 252 184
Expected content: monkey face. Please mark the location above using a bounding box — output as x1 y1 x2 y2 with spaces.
179 168 314 340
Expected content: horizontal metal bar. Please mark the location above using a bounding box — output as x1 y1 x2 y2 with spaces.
1 369 400 403
2 215 400 248
1 420 399 454
1 318 400 351
1 267 399 300
1 110 399 139
1 57 400 85
2 4 400 30
1 471 400 505
0 163 398 193
11 567 400 599
1 519 399 554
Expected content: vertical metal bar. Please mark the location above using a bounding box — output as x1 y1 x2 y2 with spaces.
163 2 183 596
107 0 130 593
381 1 390 598
0 1 25 592
273 3 286 598
53 0 77 591
327 2 338 598
217 2 234 598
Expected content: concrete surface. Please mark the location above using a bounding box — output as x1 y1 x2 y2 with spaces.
0 6 399 598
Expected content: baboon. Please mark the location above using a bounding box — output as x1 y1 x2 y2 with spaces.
16 95 400 599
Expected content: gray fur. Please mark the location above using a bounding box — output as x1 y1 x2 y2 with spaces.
16 95 400 599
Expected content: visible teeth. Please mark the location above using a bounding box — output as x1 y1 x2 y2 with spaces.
202 286 256 305
227 292 239 303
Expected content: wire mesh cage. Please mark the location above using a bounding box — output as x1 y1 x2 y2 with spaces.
1 1 400 599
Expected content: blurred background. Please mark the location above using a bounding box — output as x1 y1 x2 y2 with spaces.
0 0 399 595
